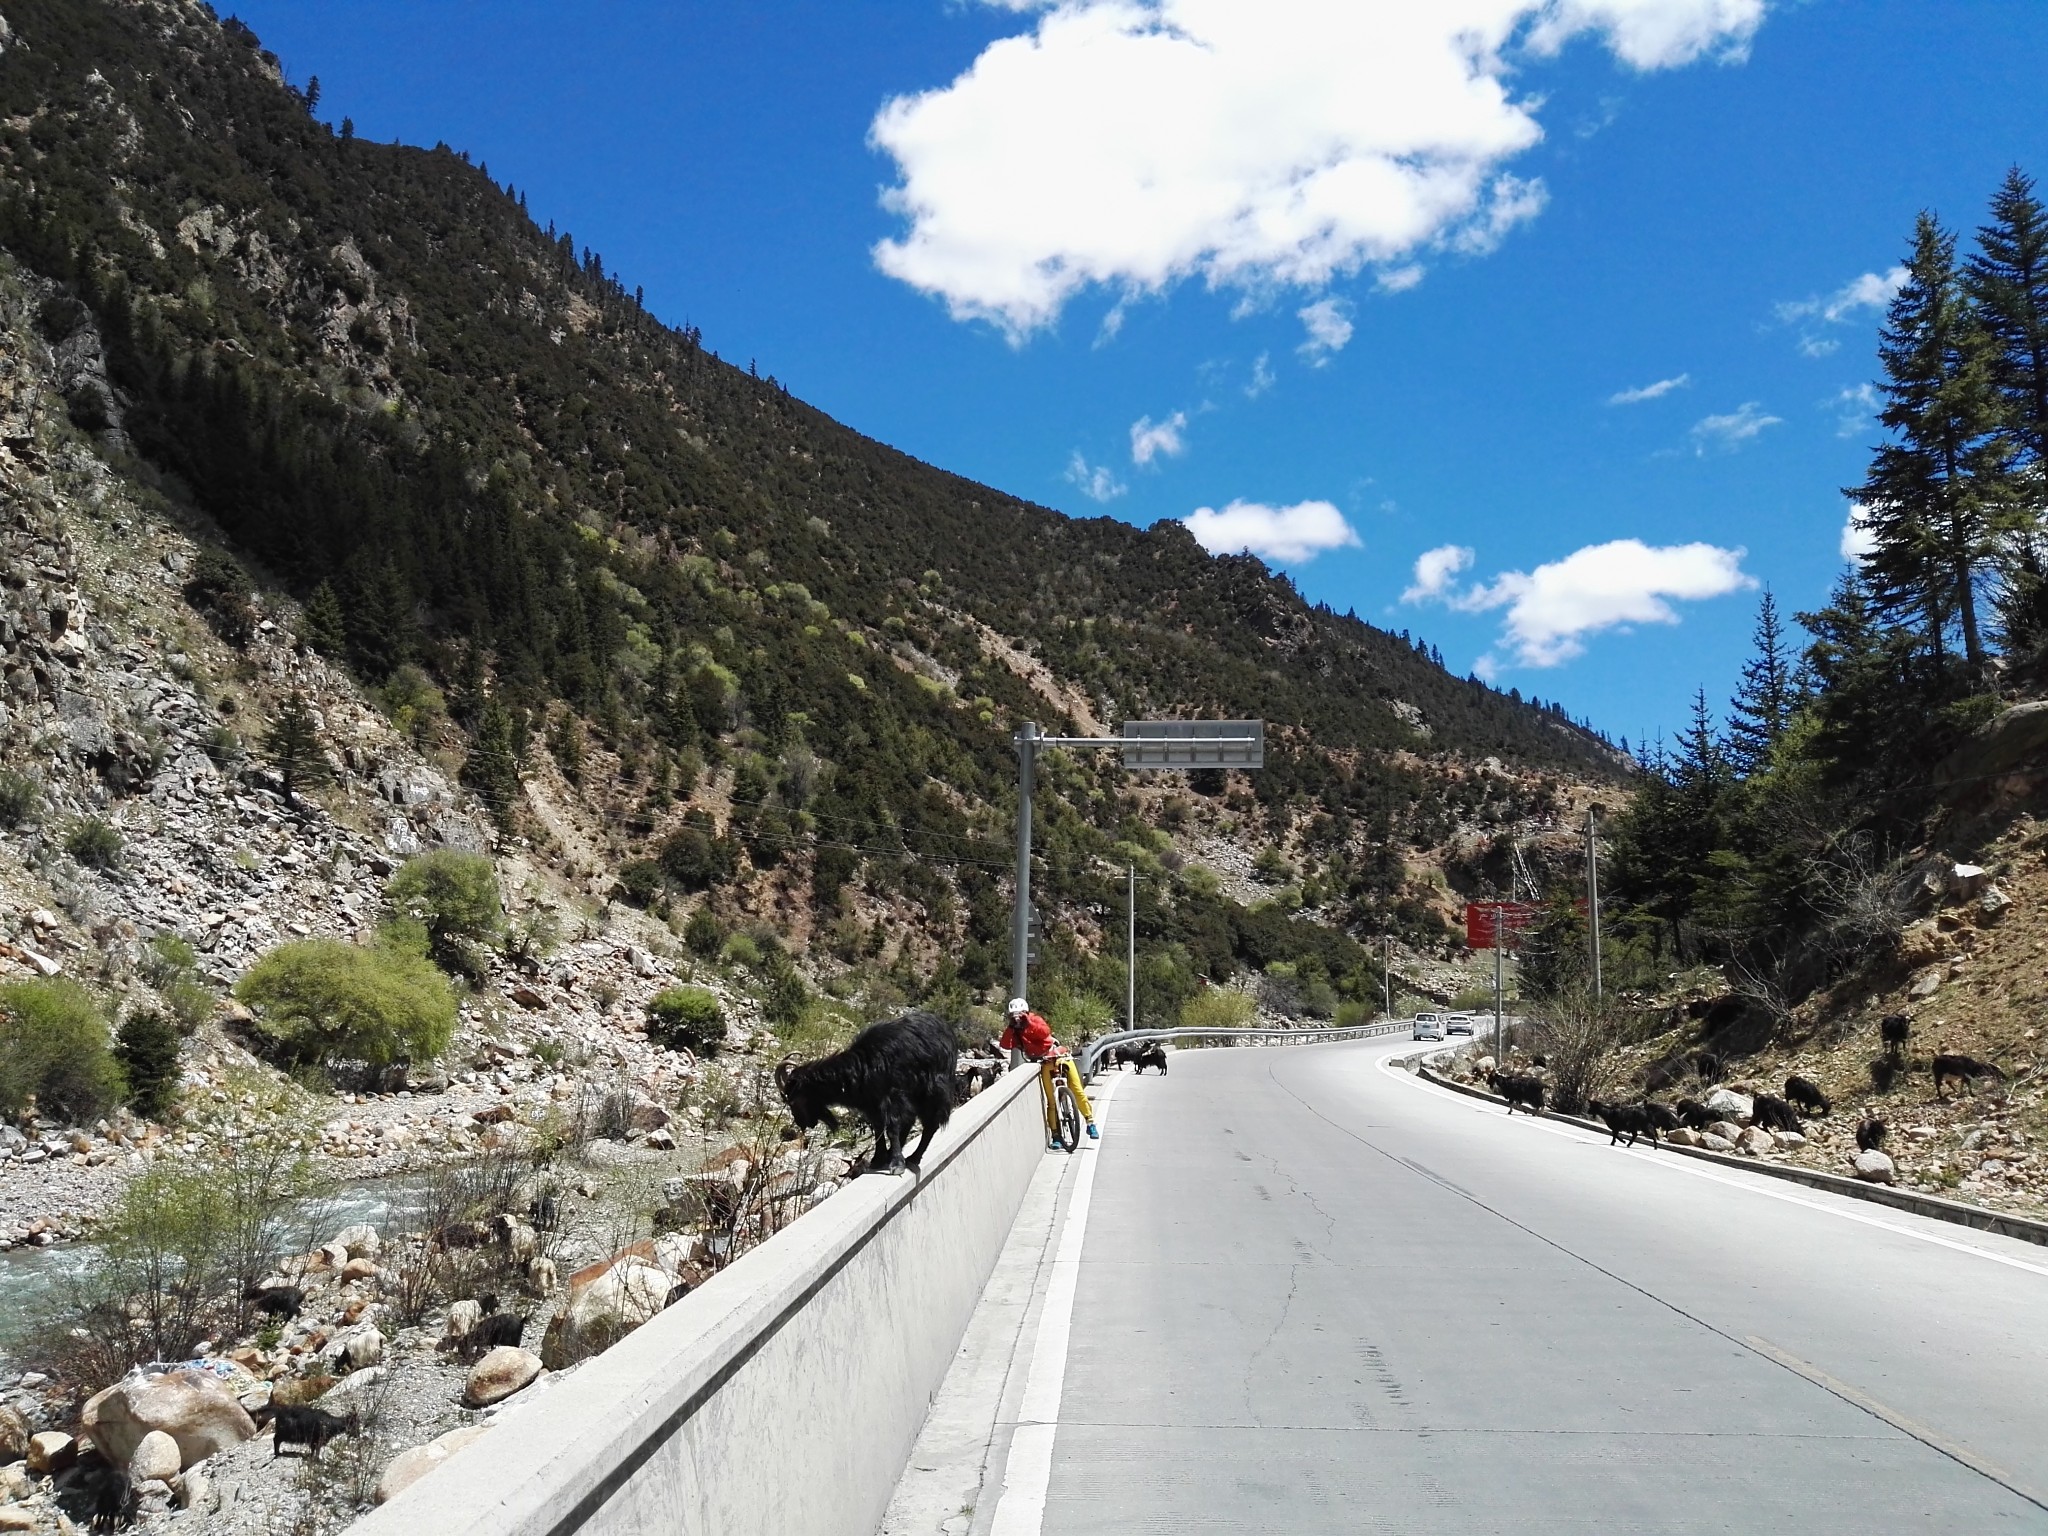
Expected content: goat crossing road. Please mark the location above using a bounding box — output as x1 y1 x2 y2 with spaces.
951 1037 2048 1535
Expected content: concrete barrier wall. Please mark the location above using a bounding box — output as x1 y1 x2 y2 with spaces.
349 1062 1046 1536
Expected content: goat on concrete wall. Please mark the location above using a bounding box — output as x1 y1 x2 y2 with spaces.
777 1011 958 1174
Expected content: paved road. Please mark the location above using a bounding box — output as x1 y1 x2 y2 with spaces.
1032 1039 2048 1534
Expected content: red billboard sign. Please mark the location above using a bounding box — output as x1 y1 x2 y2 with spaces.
1465 900 1537 950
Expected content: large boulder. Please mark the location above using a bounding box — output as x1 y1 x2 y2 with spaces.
1896 918 1954 969
1852 1150 1897 1185
1737 1127 1776 1157
463 1347 542 1408
540 1258 670 1369
1935 700 2048 794
1703 1088 1753 1123
1698 1132 1737 1153
375 1424 494 1505
333 1224 381 1259
1706 1121 1746 1146
82 1371 257 1470
0 1405 26 1462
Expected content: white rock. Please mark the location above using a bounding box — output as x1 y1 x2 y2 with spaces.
374 1424 493 1505
1770 1130 1807 1150
129 1429 181 1482
1737 1126 1776 1157
333 1223 380 1258
1852 1149 1897 1185
1703 1088 1753 1123
1699 1132 1737 1153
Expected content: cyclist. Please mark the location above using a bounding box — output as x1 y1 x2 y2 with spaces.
999 996 1099 1145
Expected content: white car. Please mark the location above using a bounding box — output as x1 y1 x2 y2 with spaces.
1412 1013 1445 1041
1446 1015 1475 1036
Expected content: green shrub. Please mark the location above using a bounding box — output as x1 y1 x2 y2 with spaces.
614 859 663 908
763 960 808 1027
1334 999 1375 1028
116 1009 182 1120
235 939 456 1068
720 932 762 970
64 817 124 870
386 850 503 976
0 978 125 1121
0 769 39 828
1180 990 1256 1032
682 907 725 958
646 986 724 1056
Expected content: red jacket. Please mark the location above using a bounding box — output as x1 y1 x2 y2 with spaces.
999 1011 1058 1059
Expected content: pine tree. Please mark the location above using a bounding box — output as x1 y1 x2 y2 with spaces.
264 691 334 807
1726 588 1798 774
463 698 521 829
1850 212 2016 671
1969 168 2048 466
300 580 346 659
1969 169 2048 654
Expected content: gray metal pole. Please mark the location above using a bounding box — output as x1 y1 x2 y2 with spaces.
1011 723 1037 1008
1587 805 1603 999
1383 934 1392 1021
1494 925 1504 1059
1126 863 1136 1033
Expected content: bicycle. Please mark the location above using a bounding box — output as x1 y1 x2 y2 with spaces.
1039 1056 1083 1152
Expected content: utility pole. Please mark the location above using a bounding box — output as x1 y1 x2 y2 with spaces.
1126 862 1137 1034
1494 920 1505 1059
1010 722 1038 1008
1383 933 1393 1021
1586 805 1603 999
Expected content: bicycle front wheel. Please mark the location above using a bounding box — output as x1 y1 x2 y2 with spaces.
1053 1080 1082 1152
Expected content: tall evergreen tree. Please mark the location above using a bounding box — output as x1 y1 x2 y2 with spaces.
1969 168 2048 466
1969 169 2048 655
1850 212 2015 671
263 692 334 807
1726 588 1798 774
300 580 347 659
463 699 522 830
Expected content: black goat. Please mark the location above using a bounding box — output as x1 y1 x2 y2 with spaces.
272 1405 355 1460
1933 1052 2006 1097
528 1192 561 1231
1486 1069 1545 1116
1784 1075 1831 1116
1673 1097 1715 1130
463 1302 528 1361
776 1011 958 1174
1855 1117 1888 1153
67 1455 134 1531
245 1283 304 1320
1588 1099 1661 1148
1880 1013 1911 1060
1694 1052 1722 1084
1638 1102 1681 1135
1752 1094 1805 1134
1113 1042 1169 1074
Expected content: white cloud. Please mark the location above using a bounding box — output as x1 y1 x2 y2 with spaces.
1405 537 1754 668
1376 263 1427 294
1689 401 1780 453
1245 351 1275 398
1830 381 1881 437
1779 265 1908 355
1841 501 1876 563
1296 297 1355 365
1402 543 1476 604
1064 450 1127 502
1129 410 1189 466
1608 372 1690 405
871 1 1767 338
1779 266 1908 326
1183 498 1361 564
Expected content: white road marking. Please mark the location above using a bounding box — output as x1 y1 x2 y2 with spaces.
987 1075 1118 1536
1375 1050 2048 1281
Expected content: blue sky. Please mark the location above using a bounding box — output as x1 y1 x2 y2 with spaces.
234 0 2048 751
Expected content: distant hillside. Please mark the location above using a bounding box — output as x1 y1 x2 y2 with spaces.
0 0 1623 1003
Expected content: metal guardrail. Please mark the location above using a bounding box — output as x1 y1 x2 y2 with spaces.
1078 1020 1413 1078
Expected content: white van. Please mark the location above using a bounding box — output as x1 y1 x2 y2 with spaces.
1412 1012 1445 1041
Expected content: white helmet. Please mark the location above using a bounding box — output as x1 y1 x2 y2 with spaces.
1006 997 1029 1015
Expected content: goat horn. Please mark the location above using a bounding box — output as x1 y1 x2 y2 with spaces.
774 1058 795 1090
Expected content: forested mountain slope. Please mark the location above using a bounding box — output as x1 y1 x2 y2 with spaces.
0 0 1621 1003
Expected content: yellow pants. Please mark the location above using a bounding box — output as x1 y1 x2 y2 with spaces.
1040 1057 1095 1133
